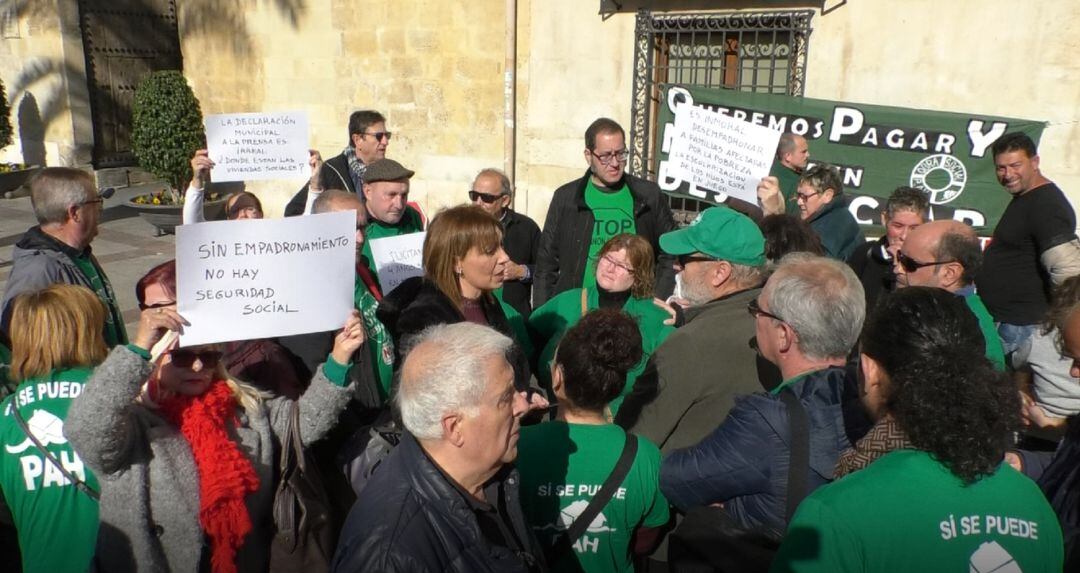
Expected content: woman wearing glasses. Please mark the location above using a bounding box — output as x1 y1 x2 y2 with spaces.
794 164 865 262
0 284 106 573
529 234 675 415
66 267 364 572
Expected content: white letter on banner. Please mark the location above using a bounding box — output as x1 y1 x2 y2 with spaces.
968 120 1009 158
829 107 865 142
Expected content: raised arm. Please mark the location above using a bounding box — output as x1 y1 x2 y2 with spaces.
183 149 213 224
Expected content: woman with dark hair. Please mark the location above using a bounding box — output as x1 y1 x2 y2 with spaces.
794 164 864 261
517 309 669 572
136 259 304 399
0 284 107 573
66 283 364 572
378 204 534 387
772 287 1062 572
529 233 674 413
758 214 824 262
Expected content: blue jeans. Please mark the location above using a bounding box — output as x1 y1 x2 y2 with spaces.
997 322 1038 356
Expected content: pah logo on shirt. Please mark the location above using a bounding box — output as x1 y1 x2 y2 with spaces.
6 409 88 491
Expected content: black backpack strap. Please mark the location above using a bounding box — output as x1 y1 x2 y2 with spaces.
546 432 639 565
11 404 99 501
779 390 809 523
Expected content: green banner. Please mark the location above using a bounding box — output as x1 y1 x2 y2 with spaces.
654 85 1047 234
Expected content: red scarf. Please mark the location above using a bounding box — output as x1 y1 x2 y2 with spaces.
160 381 260 573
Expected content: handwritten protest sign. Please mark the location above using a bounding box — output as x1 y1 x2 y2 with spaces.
666 104 780 205
204 111 310 182
368 232 425 294
175 211 355 346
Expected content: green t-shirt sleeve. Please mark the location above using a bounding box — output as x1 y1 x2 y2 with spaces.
125 344 152 361
640 443 671 529
771 496 863 573
321 355 351 387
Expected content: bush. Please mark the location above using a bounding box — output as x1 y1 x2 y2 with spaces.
131 70 204 196
0 77 12 150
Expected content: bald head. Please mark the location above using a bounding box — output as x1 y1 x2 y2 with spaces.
897 220 981 291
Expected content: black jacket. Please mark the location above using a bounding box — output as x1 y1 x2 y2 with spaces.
377 277 532 391
500 209 541 317
331 433 544 572
284 151 355 216
534 171 677 306
846 234 894 311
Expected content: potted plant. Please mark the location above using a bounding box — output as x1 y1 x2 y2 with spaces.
0 77 41 198
128 70 224 233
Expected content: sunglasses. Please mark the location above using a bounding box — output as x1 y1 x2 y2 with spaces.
676 253 717 267
896 251 955 273
362 131 392 142
747 298 785 322
168 349 223 369
469 190 505 204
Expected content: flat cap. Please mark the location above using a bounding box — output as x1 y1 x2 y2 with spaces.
362 159 415 183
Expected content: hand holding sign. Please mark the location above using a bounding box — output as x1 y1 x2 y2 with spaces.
309 149 324 192
190 149 215 189
133 305 189 353
331 310 365 364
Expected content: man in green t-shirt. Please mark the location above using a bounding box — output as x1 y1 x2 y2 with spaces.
0 168 126 347
358 159 425 291
894 220 1006 370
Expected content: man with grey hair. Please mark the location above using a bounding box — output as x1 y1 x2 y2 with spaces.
618 206 770 455
469 168 540 317
1 167 125 346
660 254 866 533
332 322 545 572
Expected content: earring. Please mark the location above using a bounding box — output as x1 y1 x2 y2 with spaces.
455 268 463 275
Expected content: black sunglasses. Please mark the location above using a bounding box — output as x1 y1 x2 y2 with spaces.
469 190 504 204
747 298 785 322
676 253 717 267
168 349 223 369
896 251 956 273
362 131 392 142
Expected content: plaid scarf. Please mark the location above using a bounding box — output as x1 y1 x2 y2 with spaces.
834 415 913 478
160 381 260 573
343 145 367 192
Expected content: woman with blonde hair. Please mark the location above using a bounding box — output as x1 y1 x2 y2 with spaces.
378 204 533 388
0 284 107 573
529 233 675 414
66 266 365 573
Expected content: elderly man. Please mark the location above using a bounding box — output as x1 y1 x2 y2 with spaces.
332 322 545 572
1 168 125 346
535 117 676 306
470 168 541 317
285 109 390 216
894 220 1006 370
659 254 865 533
617 206 769 453
357 158 425 290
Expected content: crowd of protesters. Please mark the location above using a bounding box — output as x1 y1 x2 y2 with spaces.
0 109 1077 573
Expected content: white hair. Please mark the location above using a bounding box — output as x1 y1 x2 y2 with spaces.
395 322 513 440
766 253 865 360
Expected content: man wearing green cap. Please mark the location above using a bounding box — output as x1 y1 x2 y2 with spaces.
616 207 770 455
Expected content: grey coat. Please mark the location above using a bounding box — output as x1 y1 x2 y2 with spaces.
66 345 353 573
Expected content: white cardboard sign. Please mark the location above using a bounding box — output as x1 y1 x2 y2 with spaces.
175 211 355 346
368 232 426 294
204 111 310 182
667 104 781 205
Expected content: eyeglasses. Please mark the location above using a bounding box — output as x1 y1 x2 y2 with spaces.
599 254 634 273
168 349 223 369
588 149 629 166
747 298 785 322
896 251 956 273
676 254 717 267
361 131 392 142
469 190 504 204
794 190 821 203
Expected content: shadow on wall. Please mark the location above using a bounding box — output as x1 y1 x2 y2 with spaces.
0 0 309 156
17 92 45 166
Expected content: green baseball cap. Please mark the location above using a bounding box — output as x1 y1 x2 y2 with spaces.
659 206 765 266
